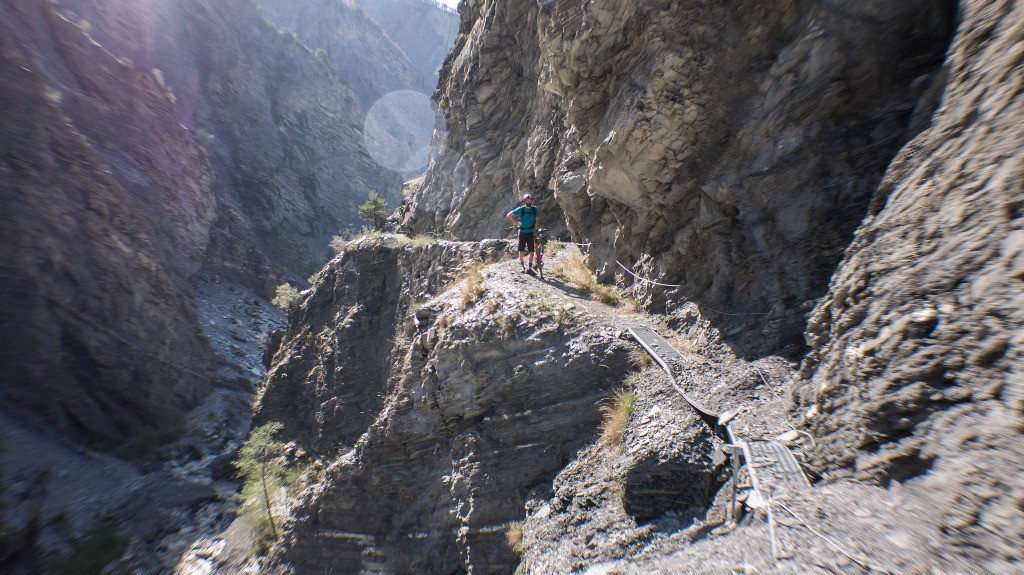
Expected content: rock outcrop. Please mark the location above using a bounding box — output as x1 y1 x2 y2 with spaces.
794 0 1024 566
407 0 957 353
257 239 652 573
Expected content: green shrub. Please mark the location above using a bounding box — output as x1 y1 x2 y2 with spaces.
271 283 301 310
358 190 388 230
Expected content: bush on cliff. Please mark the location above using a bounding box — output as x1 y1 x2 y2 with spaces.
271 283 301 310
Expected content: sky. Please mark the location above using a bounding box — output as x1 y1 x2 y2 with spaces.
437 0 460 9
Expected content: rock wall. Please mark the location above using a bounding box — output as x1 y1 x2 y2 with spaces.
407 0 957 353
0 0 436 443
258 238 639 573
256 0 424 104
63 0 405 284
0 1 215 443
353 0 459 89
794 0 1024 565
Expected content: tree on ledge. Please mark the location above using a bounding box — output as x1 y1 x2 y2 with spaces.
358 190 388 230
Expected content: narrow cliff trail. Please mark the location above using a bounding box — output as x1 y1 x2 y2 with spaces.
252 238 969 574
478 248 958 574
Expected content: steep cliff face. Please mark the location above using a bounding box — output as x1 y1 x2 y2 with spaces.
0 0 424 443
256 0 424 103
794 0 1024 563
352 0 460 88
408 0 956 353
257 239 650 573
0 1 215 443
62 0 404 284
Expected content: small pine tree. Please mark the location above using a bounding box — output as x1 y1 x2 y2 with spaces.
358 190 388 230
234 422 287 541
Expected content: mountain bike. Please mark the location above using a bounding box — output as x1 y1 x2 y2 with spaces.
534 228 547 280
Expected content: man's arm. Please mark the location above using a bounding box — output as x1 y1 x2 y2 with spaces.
507 208 519 227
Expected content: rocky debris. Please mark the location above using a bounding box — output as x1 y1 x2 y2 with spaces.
518 346 807 574
621 375 716 522
791 0 1024 566
194 273 285 387
407 0 957 355
612 480 953 575
0 393 245 575
519 368 714 575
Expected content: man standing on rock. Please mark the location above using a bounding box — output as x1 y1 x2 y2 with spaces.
508 193 539 274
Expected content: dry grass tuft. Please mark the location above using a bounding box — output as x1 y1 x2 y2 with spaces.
505 522 524 555
551 251 596 293
496 313 515 335
591 284 620 305
409 234 436 247
485 297 501 314
551 251 619 306
624 372 639 389
628 347 653 369
460 263 486 309
599 388 635 450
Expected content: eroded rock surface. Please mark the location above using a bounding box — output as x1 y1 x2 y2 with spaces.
793 1 1024 566
407 0 957 353
258 239 640 573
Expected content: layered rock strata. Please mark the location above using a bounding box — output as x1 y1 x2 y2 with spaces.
794 0 1024 566
407 0 957 353
259 239 648 573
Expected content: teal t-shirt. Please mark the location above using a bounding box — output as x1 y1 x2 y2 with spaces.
513 205 538 233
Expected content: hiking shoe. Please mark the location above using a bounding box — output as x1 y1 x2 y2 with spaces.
526 267 537 276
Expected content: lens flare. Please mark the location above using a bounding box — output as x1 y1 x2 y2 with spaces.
362 90 435 174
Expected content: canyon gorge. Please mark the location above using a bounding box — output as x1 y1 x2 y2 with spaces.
1 0 1021 574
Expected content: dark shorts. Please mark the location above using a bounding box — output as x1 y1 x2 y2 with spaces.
518 232 535 252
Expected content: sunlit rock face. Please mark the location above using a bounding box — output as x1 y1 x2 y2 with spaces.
257 237 636 574
408 0 956 354
0 2 215 443
794 1 1024 563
